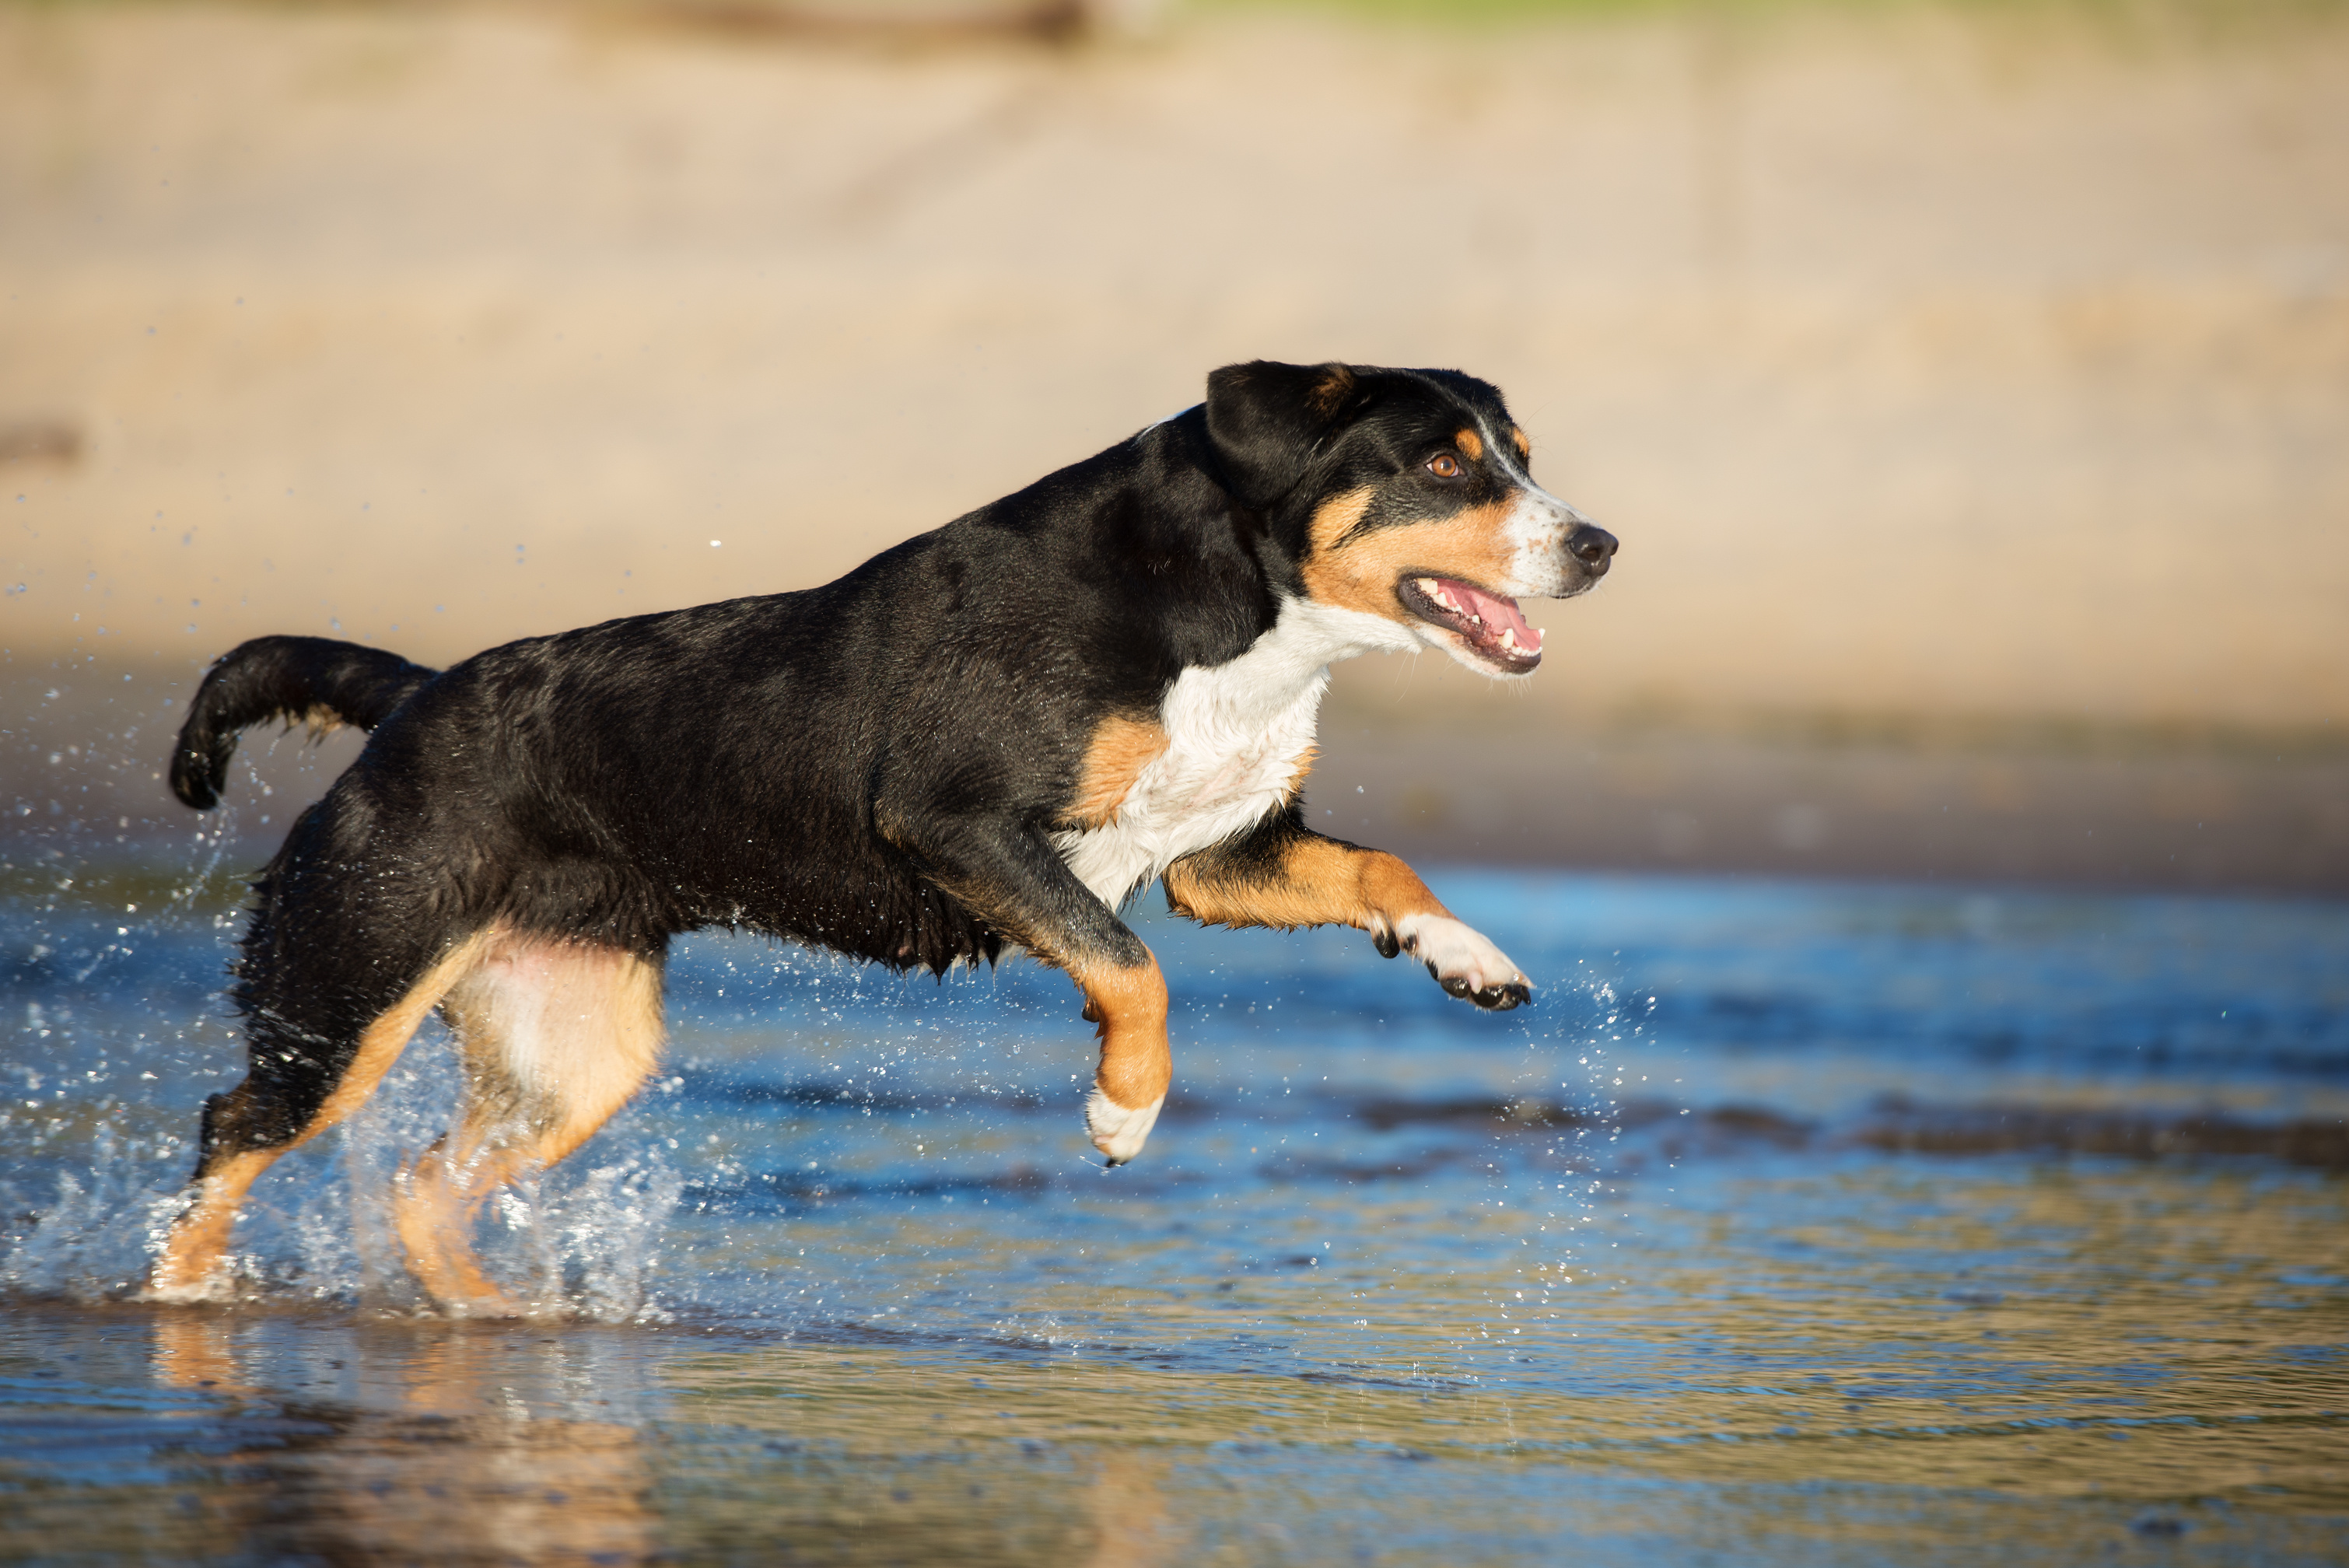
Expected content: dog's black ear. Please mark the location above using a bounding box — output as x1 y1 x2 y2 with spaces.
1204 360 1362 510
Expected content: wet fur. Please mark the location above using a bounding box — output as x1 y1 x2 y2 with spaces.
148 360 1616 1308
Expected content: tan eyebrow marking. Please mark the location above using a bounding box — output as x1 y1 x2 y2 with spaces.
1507 425 1529 460
1455 428 1484 462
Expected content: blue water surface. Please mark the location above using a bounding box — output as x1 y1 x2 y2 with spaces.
2 865 2346 1564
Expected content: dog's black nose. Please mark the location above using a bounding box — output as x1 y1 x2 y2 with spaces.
1568 523 1618 575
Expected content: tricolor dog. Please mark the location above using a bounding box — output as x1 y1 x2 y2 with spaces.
149 360 1617 1311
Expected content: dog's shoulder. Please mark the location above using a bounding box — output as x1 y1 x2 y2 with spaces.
918 409 1280 674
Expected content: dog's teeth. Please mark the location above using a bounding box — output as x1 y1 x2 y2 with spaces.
1500 627 1518 651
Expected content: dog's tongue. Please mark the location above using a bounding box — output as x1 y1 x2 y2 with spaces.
1448 579 1542 653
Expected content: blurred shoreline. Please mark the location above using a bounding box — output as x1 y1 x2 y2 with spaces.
1316 698 2349 896
7 663 2346 896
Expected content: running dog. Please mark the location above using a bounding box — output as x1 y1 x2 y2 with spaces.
147 360 1617 1311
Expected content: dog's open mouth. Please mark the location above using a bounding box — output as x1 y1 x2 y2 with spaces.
1399 576 1543 672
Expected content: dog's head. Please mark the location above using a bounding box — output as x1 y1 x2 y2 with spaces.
1204 360 1616 677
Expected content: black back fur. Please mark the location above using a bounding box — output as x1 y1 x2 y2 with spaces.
174 363 1581 1133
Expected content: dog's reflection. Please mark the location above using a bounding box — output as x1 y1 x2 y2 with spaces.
151 1314 656 1565
1083 1451 1180 1568
150 1314 1187 1563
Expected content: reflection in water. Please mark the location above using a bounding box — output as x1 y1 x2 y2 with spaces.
1083 1454 1180 1568
145 1314 657 1566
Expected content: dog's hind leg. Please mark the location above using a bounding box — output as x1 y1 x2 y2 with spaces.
149 927 495 1302
394 932 667 1315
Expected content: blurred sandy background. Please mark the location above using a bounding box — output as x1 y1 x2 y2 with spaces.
4 0 2346 891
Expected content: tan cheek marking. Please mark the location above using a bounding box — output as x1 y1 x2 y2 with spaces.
1455 428 1484 462
1300 487 1380 616
1508 425 1530 460
1073 955 1171 1109
1307 486 1375 554
1062 713 1171 829
1301 497 1521 621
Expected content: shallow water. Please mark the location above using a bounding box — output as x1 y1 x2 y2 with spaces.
4 856 2347 1563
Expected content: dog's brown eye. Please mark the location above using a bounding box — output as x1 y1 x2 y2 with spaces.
1427 453 1463 479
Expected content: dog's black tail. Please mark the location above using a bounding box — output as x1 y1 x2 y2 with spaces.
170 636 440 810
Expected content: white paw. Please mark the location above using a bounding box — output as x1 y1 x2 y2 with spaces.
1394 914 1532 1010
1085 1088 1164 1167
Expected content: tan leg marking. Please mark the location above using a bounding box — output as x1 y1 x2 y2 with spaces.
394 1137 540 1315
1174 840 1541 1009
1166 838 1448 936
1168 839 1529 1005
1079 956 1171 1108
147 929 496 1302
148 1147 276 1302
1073 954 1170 1164
394 933 666 1313
1060 713 1171 830
301 929 499 1138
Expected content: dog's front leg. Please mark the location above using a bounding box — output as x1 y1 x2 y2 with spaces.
1069 954 1170 1167
1164 806 1532 1010
883 811 1171 1165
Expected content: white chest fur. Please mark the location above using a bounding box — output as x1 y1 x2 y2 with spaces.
1052 597 1419 908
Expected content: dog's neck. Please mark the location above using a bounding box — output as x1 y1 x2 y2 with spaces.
1053 597 1416 907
